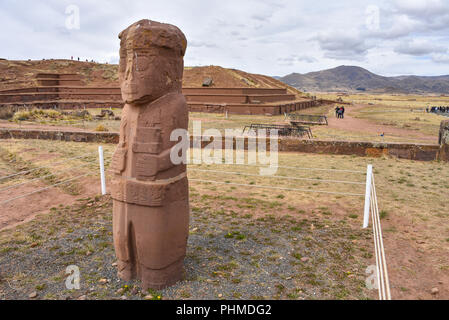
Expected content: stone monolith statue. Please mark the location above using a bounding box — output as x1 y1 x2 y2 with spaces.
110 19 189 290
439 120 449 161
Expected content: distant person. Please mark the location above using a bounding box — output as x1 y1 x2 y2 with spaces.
335 106 340 118
337 107 343 119
341 106 345 119
77 57 80 61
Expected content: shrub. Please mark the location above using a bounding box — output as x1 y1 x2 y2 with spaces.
95 124 109 132
0 106 15 119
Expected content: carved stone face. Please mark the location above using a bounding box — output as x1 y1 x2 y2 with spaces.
119 48 183 105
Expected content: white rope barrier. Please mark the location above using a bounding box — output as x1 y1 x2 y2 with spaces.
0 172 95 205
189 168 365 185
363 165 391 300
0 151 98 182
189 163 366 174
189 179 365 197
371 174 391 300
0 160 101 192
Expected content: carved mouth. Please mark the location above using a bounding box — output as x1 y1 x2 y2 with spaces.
122 84 138 94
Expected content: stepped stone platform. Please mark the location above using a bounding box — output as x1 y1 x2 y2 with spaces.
0 73 321 115
182 87 320 115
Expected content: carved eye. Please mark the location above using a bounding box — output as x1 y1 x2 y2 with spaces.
135 54 151 72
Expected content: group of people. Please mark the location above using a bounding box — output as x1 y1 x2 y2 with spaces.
335 106 346 119
70 56 96 63
427 106 449 113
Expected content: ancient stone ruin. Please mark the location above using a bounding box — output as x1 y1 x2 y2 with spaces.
110 19 190 290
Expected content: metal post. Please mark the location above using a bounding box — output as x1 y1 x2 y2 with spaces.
98 146 106 195
363 164 373 228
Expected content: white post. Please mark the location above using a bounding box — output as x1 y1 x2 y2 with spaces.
363 164 373 228
98 146 106 195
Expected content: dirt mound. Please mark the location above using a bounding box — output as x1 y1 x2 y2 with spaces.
0 59 119 91
0 60 303 98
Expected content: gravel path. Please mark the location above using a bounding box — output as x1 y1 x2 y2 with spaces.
0 196 373 300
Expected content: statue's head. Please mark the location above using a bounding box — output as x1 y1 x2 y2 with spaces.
118 20 187 105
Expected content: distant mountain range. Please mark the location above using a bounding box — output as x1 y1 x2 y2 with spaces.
277 66 449 94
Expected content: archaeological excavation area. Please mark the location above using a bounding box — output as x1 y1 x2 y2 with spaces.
0 72 320 115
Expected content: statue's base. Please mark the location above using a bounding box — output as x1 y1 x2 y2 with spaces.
117 258 185 290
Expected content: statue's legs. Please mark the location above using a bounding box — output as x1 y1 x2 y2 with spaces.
113 198 190 290
112 200 137 280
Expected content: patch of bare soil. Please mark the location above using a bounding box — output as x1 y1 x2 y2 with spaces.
0 176 101 231
380 213 448 300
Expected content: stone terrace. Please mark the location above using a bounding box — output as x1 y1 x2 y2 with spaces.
0 73 322 115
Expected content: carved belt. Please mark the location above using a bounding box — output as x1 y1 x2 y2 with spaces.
111 173 188 207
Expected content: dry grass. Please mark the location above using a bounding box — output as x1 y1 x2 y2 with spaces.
316 93 449 136
0 139 447 299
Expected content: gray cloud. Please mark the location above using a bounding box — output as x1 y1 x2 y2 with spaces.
189 41 218 48
0 0 449 76
313 31 371 60
394 39 447 56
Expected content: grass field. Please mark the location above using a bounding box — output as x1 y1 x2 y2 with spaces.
0 139 448 300
317 93 449 137
4 92 448 145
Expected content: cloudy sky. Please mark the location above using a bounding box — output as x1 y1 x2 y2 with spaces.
1 0 449 77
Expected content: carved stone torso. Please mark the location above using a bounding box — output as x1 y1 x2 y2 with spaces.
110 92 188 207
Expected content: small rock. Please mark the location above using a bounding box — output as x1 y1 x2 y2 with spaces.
30 242 39 248
98 278 108 284
218 294 223 298
86 251 92 256
293 238 298 241
29 292 38 299
144 294 154 300
77 295 87 300
300 257 310 263
120 295 127 300
112 262 118 267
431 287 439 295
191 228 198 233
